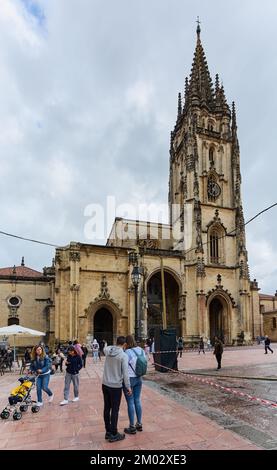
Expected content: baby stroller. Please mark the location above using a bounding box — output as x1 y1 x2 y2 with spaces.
1 375 40 420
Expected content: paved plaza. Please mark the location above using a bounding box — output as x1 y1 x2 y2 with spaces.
0 345 276 450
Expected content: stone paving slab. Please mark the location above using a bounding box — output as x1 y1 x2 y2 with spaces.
0 350 265 450
175 343 276 372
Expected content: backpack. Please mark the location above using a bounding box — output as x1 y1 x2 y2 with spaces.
129 348 147 377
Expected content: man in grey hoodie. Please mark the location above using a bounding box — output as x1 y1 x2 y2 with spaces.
102 336 132 442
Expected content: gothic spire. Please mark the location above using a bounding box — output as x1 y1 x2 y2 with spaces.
185 22 214 110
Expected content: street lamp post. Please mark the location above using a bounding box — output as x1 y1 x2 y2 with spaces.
131 265 142 342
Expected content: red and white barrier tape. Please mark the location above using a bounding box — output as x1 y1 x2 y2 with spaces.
152 362 277 410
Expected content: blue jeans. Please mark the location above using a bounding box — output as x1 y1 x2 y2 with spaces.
36 373 52 402
124 376 142 426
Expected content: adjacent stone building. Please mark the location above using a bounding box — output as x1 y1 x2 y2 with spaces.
0 258 54 347
260 292 277 341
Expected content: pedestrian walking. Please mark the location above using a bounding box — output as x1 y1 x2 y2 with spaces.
177 337 184 358
213 337 223 370
99 339 105 358
264 336 274 354
123 335 146 435
102 336 131 443
81 343 88 368
52 348 65 372
92 339 100 362
60 346 83 405
198 337 205 354
73 339 83 357
144 342 151 361
30 345 54 406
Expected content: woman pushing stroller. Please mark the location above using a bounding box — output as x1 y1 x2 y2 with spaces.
30 345 54 407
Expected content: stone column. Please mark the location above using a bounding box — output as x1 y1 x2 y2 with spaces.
69 248 80 340
178 293 187 337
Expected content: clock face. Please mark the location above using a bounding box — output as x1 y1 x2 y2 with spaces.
208 180 221 199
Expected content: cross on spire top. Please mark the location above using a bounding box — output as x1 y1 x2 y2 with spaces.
196 16 201 37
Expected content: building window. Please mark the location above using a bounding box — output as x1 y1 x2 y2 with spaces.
207 120 215 131
7 296 21 307
210 232 219 263
273 317 277 329
208 223 225 264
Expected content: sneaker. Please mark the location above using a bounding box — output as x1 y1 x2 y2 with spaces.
72 397 79 402
36 402 43 407
124 426 136 434
105 432 112 440
48 394 54 403
108 433 125 443
60 399 69 406
135 423 143 432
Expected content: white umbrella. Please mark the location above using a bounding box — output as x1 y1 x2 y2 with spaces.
0 324 46 362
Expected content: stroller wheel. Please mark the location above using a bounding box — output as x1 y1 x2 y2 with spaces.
31 406 40 413
19 405 28 412
13 411 22 421
1 410 10 420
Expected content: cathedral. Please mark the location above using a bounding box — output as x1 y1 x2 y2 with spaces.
53 25 263 347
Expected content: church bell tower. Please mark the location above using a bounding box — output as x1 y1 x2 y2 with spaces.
168 22 252 343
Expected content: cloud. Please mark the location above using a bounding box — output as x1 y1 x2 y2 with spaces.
126 80 154 114
247 234 277 293
0 0 42 48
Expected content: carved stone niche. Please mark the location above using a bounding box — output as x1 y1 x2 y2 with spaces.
69 251 81 262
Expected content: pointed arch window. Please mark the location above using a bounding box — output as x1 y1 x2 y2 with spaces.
210 232 219 263
207 120 215 131
208 224 225 264
209 148 214 164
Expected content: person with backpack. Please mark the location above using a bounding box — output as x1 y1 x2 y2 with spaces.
102 337 132 442
123 335 147 435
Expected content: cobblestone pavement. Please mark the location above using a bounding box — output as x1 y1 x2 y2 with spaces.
0 346 272 450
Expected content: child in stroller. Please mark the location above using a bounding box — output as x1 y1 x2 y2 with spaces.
1 375 40 420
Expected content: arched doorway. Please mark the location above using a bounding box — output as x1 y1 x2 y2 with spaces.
147 270 180 337
209 296 230 344
94 308 113 345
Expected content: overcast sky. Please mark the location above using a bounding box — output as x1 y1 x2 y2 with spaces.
0 0 276 293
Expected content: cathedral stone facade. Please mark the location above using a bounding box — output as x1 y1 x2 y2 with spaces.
53 26 263 347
